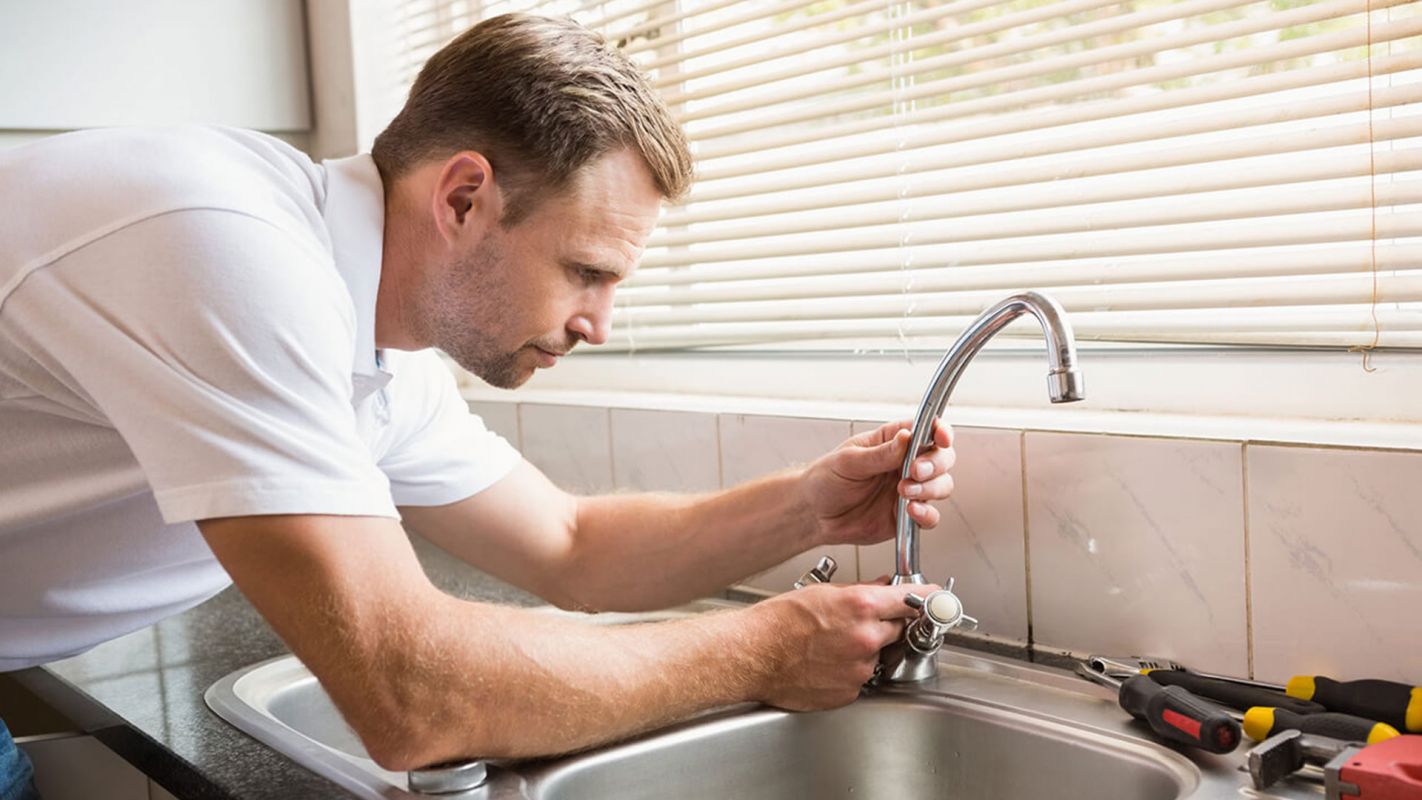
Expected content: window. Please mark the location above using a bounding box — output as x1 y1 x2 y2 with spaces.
381 1 1422 432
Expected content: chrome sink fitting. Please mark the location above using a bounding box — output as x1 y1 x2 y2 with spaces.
878 290 1084 684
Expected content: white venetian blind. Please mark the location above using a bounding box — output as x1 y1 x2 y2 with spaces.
393 0 1422 351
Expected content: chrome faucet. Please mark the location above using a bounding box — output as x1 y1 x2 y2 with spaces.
878 290 1085 683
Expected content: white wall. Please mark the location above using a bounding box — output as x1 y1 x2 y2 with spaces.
0 0 312 148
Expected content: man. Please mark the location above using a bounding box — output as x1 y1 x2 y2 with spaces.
0 12 955 787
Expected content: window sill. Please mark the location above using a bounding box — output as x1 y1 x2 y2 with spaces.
456 345 1422 452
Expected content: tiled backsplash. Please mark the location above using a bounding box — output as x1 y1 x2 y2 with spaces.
472 400 1422 685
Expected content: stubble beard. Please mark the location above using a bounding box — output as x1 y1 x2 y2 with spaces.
422 241 531 389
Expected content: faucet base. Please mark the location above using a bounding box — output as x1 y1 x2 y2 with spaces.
876 639 939 684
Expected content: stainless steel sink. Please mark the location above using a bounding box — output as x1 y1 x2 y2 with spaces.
206 600 1315 799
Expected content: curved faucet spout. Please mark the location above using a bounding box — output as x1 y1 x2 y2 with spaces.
892 291 1084 585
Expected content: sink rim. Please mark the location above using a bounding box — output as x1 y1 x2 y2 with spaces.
206 645 1208 800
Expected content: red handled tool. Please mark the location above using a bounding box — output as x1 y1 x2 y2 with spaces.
1248 731 1422 798
1075 663 1241 754
1088 655 1422 733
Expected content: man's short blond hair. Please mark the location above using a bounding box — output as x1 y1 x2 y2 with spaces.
372 13 693 224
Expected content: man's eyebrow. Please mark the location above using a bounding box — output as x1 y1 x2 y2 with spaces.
562 258 627 279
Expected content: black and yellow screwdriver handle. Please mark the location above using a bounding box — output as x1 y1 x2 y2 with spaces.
1143 669 1324 715
1286 676 1422 734
1243 706 1401 744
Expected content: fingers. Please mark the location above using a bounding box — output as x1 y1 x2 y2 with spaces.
866 619 906 648
900 471 954 504
834 427 911 479
850 583 942 620
906 499 941 528
932 418 954 449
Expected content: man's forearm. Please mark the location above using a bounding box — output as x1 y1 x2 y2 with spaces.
205 514 777 769
563 468 822 611
346 590 772 767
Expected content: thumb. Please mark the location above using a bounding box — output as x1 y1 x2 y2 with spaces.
835 428 911 479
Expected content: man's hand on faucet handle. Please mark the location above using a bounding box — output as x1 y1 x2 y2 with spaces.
745 582 939 711
800 418 956 547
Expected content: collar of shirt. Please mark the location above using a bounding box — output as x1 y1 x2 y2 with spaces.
321 153 393 405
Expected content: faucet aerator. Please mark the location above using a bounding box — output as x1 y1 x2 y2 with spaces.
1048 368 1086 403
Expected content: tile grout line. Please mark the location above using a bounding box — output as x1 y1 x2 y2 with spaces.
1020 431 1036 661
1241 442 1256 680
514 403 524 451
714 414 725 491
605 406 616 491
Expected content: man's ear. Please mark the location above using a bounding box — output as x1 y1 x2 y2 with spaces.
431 152 501 244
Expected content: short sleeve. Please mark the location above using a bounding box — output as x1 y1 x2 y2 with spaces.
376 350 521 507
0 209 399 523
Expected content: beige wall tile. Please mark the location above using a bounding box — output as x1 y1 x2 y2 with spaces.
1248 445 1422 684
1026 432 1248 675
518 404 613 494
720 414 856 590
610 409 721 493
467 401 520 449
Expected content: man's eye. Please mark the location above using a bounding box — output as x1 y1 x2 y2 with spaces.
579 268 602 285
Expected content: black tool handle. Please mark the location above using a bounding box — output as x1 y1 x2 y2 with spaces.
1119 676 1241 754
1290 676 1421 733
1145 670 1325 715
1244 706 1401 743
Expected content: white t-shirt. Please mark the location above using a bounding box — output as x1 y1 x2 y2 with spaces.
0 126 521 671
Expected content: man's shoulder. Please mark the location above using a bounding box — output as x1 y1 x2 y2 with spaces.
2 127 331 283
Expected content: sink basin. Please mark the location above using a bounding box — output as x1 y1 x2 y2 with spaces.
525 691 1194 800
206 600 1312 799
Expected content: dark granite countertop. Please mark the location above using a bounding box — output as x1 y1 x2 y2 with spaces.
13 535 544 800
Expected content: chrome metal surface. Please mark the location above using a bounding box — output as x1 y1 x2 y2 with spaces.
893 290 1083 585
208 598 1320 800
883 291 1082 685
878 586 978 684
792 555 838 589
408 760 489 794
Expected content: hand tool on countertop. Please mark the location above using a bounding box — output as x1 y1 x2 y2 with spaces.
1141 669 1325 715
1074 663 1242 754
1247 730 1422 798
1088 654 1422 733
1244 706 1401 745
1286 676 1422 736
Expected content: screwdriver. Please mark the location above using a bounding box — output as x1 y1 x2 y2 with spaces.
1140 669 1324 716
1284 676 1422 734
1242 706 1401 745
1075 664 1241 753
1089 655 1422 733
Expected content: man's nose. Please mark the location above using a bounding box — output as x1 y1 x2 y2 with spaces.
568 292 613 346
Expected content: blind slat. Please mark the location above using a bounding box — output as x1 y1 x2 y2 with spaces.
691 59 1422 202
620 244 1422 305
639 0 998 69
660 0 1129 101
667 115 1422 228
622 0 893 59
635 210 1422 283
652 147 1422 248
686 0 1410 140
676 0 1319 125
615 272 1422 326
694 27 1421 170
605 308 1422 351
642 181 1422 269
